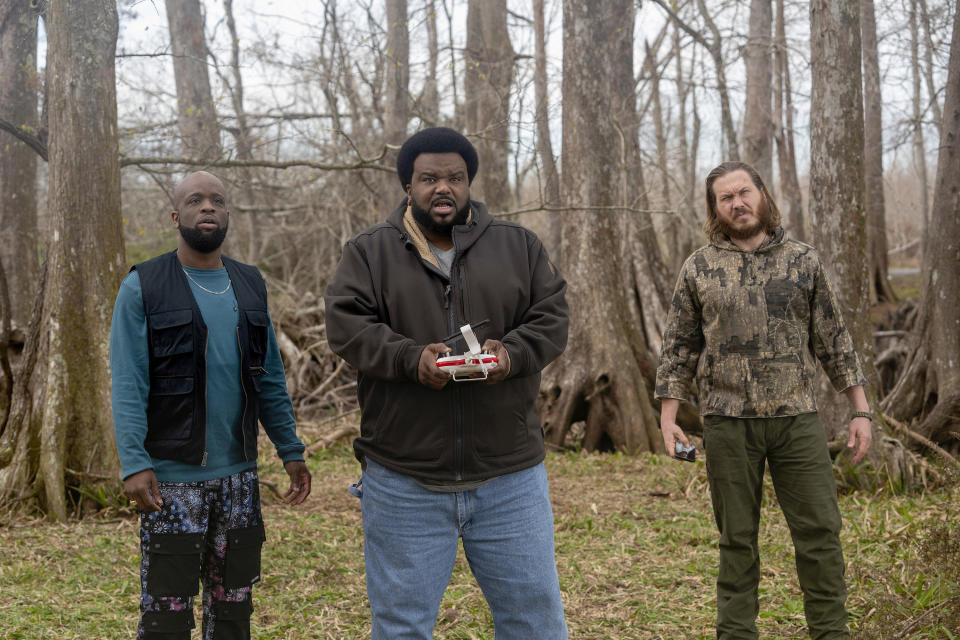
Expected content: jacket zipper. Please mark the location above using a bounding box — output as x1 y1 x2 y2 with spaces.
448 258 465 482
201 329 208 467
236 325 250 461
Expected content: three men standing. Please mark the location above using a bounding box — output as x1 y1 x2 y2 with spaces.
324 127 570 638
656 161 872 639
110 171 311 640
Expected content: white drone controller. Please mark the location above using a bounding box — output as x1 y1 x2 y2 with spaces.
436 323 498 381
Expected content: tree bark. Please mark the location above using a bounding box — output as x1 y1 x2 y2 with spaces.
540 0 675 454
742 0 774 181
910 0 931 255
379 0 409 212
773 0 804 242
0 0 124 519
0 0 40 331
165 0 220 159
808 0 883 452
417 0 439 125
533 0 561 258
464 0 514 211
860 0 896 303
882 4 960 448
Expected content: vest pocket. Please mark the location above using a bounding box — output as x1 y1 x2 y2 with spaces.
146 532 203 597
149 309 193 357
245 310 269 367
223 523 266 589
147 377 195 440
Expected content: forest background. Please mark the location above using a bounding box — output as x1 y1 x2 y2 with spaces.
0 0 958 637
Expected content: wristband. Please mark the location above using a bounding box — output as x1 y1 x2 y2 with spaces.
851 411 872 422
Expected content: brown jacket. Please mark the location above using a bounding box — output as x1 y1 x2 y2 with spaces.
324 200 568 482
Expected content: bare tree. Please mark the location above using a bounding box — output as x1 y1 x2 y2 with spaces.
773 0 804 242
416 0 439 125
540 0 680 454
909 0 931 253
651 0 739 161
0 0 41 332
165 0 220 159
742 0 774 180
861 0 896 303
882 4 960 447
533 0 561 256
0 0 124 519
808 0 883 450
464 0 514 210
379 0 409 211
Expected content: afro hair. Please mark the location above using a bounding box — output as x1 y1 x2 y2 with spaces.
396 127 479 189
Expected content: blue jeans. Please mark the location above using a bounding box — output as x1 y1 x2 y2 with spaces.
358 459 568 640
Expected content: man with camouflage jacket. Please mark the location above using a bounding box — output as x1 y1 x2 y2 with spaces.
656 161 872 640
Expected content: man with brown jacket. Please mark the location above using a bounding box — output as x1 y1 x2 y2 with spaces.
325 127 569 639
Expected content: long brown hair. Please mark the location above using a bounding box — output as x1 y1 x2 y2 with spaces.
703 161 782 243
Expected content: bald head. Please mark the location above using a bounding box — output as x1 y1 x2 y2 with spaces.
174 171 226 209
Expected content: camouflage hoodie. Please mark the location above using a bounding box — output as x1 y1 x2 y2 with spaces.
655 226 865 417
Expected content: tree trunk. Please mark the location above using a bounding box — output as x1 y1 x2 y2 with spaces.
165 0 220 159
417 0 439 125
464 0 513 211
809 0 886 461
0 0 40 332
773 0 804 242
540 0 672 454
742 0 774 181
533 0 561 258
379 0 409 212
882 4 960 448
910 0 931 256
860 0 896 303
0 0 124 519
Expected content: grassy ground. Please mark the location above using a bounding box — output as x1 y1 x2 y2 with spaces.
1 444 957 639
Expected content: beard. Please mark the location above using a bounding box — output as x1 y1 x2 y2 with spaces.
410 199 470 236
179 220 228 253
718 197 771 241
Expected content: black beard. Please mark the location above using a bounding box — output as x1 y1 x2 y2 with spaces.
179 221 228 253
411 199 470 236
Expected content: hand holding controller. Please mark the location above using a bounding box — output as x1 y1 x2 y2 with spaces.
435 322 503 382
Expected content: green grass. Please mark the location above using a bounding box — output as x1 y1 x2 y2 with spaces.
1 444 957 639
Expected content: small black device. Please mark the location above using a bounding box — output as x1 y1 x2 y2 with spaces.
674 441 697 462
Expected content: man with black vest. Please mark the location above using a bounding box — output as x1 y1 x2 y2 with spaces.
110 170 311 640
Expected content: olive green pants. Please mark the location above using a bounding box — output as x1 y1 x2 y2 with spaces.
703 413 848 640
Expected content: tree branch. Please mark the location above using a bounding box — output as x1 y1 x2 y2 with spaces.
0 117 47 161
119 155 393 172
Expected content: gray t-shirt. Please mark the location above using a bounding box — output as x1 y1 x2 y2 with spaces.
428 242 456 277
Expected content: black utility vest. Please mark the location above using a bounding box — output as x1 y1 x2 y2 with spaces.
134 251 270 465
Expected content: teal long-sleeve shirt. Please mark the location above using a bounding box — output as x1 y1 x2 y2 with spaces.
110 265 305 482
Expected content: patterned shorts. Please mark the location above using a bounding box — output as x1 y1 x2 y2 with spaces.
137 468 264 640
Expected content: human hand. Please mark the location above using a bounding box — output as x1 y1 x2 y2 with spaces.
282 460 312 505
660 421 690 461
418 343 452 390
480 339 511 384
123 469 163 512
847 417 872 464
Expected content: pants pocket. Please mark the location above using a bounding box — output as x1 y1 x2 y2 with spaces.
146 533 203 597
212 599 253 640
223 524 266 589
141 608 195 639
